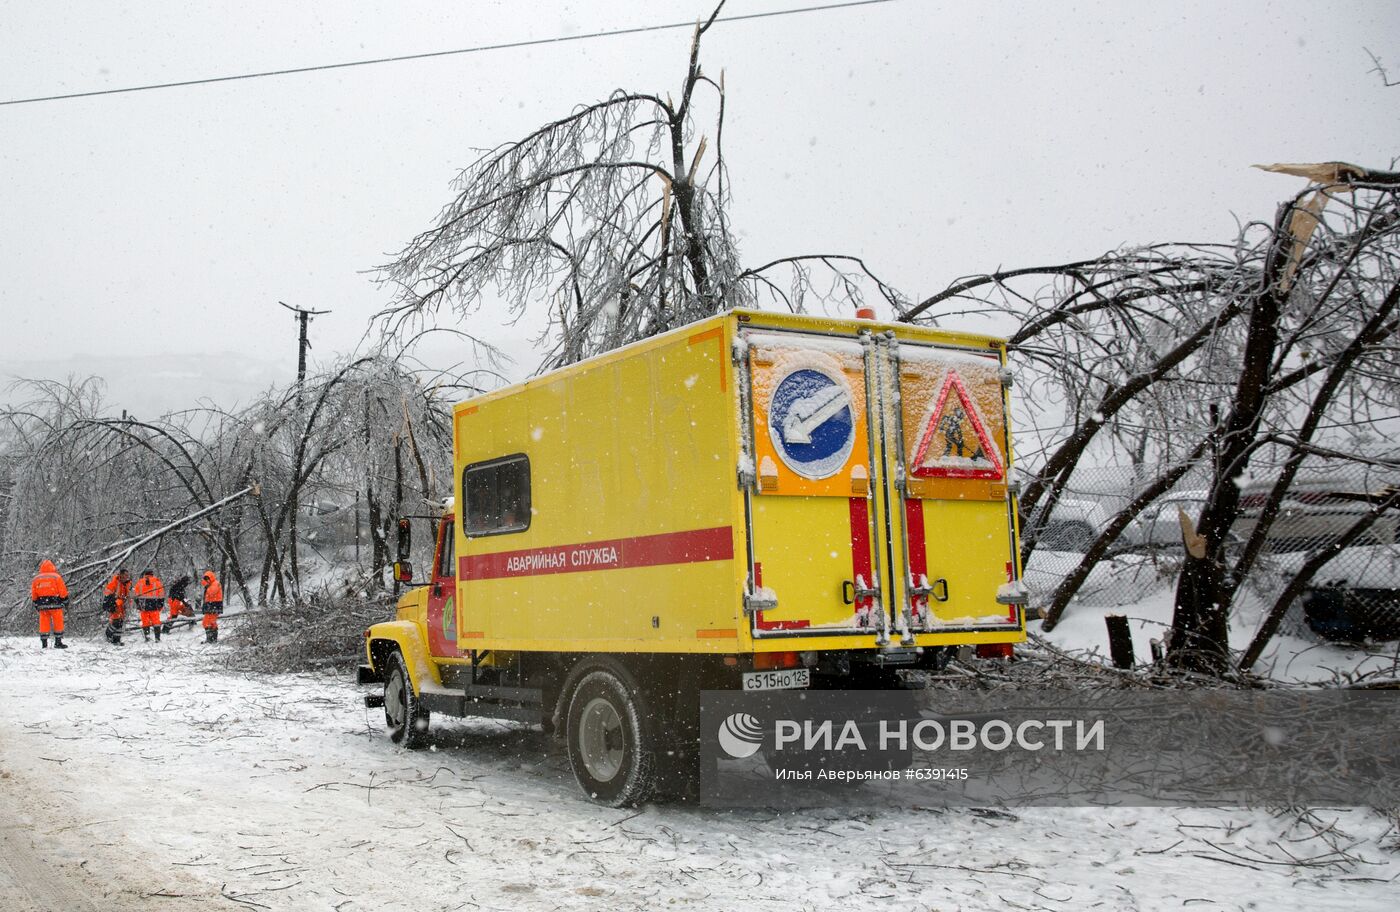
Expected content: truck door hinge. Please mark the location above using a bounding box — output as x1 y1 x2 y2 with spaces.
996 581 1030 605
743 586 778 614
731 337 749 366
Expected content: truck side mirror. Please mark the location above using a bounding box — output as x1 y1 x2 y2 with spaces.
396 518 412 561
393 561 414 583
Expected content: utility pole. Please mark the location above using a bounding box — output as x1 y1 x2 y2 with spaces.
279 301 332 384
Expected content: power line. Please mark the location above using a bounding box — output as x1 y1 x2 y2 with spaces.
1 0 901 108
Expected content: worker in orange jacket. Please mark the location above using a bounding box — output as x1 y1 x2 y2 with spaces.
102 567 132 645
164 575 195 633
133 569 166 642
200 570 224 644
31 559 69 649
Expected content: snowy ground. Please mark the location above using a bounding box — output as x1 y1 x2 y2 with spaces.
2 636 1398 912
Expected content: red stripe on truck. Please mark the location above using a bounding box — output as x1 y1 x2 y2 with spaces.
848 497 875 616
459 526 734 580
904 498 929 622
754 614 811 631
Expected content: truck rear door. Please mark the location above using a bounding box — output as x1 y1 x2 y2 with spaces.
887 339 1020 638
740 331 885 638
737 327 1020 642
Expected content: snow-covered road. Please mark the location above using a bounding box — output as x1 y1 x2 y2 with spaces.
1 635 1396 911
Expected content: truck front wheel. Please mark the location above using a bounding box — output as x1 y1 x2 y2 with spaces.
383 649 430 749
565 661 656 806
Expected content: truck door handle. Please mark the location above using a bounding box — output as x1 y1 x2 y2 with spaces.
931 578 949 602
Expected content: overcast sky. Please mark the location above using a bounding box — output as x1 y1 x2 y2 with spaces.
3 0 1397 398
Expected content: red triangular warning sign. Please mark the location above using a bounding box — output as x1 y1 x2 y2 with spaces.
910 369 1004 479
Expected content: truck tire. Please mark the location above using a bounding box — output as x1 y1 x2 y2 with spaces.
384 649 430 749
565 660 657 806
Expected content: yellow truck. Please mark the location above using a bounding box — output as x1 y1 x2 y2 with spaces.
358 308 1026 804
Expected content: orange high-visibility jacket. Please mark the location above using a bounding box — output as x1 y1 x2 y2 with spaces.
201 572 224 608
103 573 132 607
133 574 165 602
31 560 68 608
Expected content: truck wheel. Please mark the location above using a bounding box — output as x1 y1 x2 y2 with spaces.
565 661 656 806
384 649 430 749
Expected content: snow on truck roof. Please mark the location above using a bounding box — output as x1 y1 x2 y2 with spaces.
450 309 1007 414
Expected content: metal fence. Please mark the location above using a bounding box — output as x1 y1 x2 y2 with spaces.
1019 461 1400 644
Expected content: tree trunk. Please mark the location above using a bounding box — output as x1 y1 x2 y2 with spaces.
1166 196 1300 674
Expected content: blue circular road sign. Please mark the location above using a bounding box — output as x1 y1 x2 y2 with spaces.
767 367 856 480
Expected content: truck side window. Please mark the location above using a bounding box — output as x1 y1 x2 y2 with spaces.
463 455 531 536
436 521 456 577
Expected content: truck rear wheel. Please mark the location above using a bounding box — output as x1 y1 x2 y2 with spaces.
565 660 656 806
384 649 429 749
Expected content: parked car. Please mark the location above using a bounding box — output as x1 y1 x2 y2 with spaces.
1286 544 1400 642
1234 481 1397 553
1116 490 1209 551
1117 480 1397 555
1024 498 1110 553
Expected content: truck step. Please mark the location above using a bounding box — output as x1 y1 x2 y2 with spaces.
417 682 544 725
463 683 544 724
463 683 541 705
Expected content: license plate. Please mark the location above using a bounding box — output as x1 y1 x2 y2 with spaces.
742 668 811 692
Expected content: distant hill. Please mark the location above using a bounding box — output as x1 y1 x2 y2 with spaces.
2 352 293 417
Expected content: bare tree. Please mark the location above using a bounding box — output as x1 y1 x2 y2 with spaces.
376 1 901 368
1168 166 1400 673
0 348 466 631
0 378 254 623
1364 47 1398 87
904 163 1400 675
905 244 1246 565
